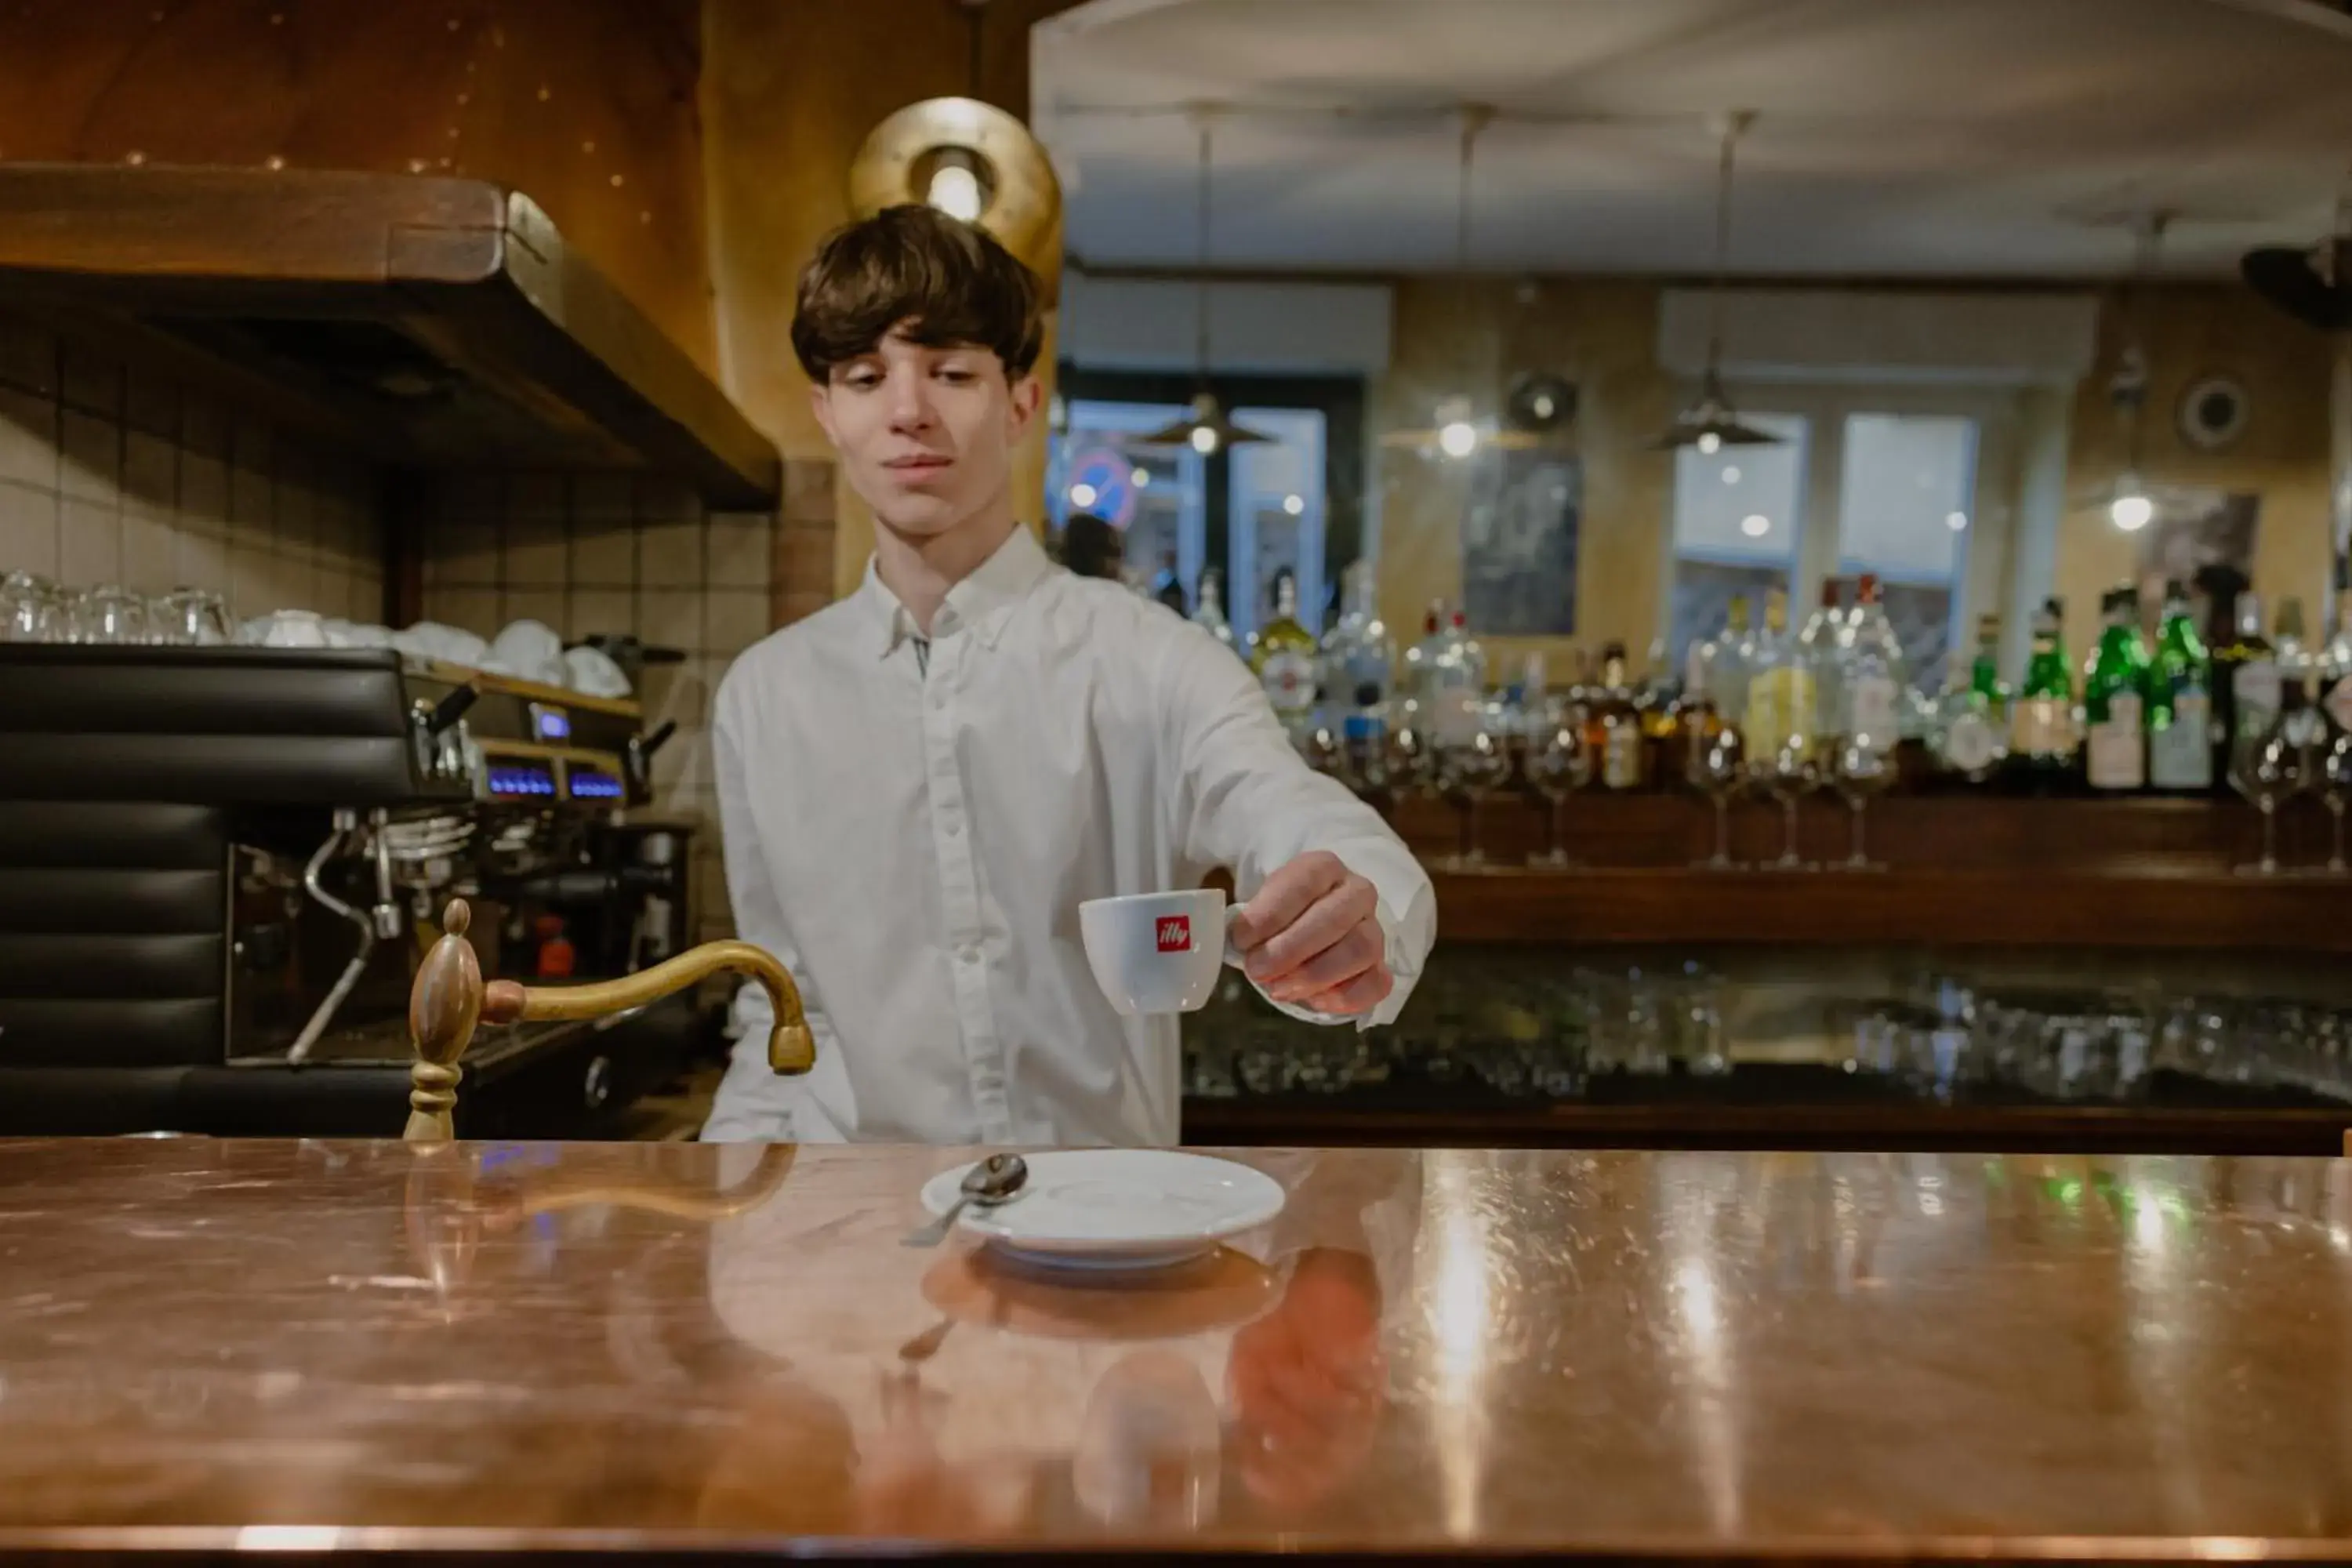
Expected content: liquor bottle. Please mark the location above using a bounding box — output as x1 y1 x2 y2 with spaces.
2321 558 2352 739
2083 584 2151 793
1252 572 1320 734
1402 600 1446 695
1341 681 1388 788
2198 564 2263 791
2007 596 2078 793
1934 615 2007 785
1968 613 2010 722
1321 561 1397 724
2274 597 2326 750
1583 641 1648 790
1741 587 1815 761
2220 588 2279 767
1693 597 1753 733
1840 572 1907 753
1192 568 1238 652
2146 579 2213 792
1795 578 1846 748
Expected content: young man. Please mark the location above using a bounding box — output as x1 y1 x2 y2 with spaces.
702 205 1434 1145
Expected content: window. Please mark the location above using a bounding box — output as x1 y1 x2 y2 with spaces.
1666 412 1809 670
1835 413 1977 691
1227 407 1327 641
1047 399 1207 600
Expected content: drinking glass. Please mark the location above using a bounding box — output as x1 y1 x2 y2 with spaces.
151 586 232 648
1 571 64 642
1384 720 1435 811
1748 737 1820 871
1685 727 1748 870
1828 740 1896 872
1442 727 1513 869
2230 715 2306 877
74 584 150 644
1525 720 1591 869
2320 732 2352 877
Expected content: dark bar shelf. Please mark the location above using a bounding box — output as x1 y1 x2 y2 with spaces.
1428 865 2352 951
1377 791 2352 953
1185 1067 2352 1156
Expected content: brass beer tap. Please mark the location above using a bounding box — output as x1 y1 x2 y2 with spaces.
405 898 815 1142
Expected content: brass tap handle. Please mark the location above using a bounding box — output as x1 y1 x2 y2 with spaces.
404 898 815 1145
404 900 483 1143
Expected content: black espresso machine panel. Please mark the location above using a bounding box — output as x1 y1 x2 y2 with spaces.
0 644 695 1137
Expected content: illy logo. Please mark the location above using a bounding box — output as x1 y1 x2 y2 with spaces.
1155 916 1192 953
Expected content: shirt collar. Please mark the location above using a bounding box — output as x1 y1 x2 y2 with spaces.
864 525 1054 660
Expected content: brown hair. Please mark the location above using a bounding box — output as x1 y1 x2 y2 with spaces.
789 205 1044 383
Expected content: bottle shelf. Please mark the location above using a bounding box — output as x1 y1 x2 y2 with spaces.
1371 793 2352 952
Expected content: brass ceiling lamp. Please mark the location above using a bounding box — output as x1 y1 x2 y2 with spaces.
845 0 1065 303
1653 110 1780 452
1383 105 1543 460
1137 110 1271 453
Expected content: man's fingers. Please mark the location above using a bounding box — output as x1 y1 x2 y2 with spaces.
1247 878 1376 985
1265 922 1382 1001
1298 966 1393 1017
1229 851 1347 951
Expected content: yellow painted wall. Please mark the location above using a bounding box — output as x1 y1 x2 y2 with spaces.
2055 283 2335 638
700 0 1073 598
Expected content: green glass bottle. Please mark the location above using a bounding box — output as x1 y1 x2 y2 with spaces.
2083 584 2151 793
1967 613 2009 720
2147 578 2212 792
2008 596 2078 793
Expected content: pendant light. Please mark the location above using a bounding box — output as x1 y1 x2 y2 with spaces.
2073 212 2213 531
1382 106 1542 459
1138 111 1269 453
1653 111 1779 452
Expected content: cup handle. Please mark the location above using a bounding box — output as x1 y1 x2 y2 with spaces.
1222 902 1247 969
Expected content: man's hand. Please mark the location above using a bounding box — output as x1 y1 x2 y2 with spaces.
1229 851 1392 1016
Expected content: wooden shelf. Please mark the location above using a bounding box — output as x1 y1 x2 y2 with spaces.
1428 865 2352 951
1187 1095 2352 1157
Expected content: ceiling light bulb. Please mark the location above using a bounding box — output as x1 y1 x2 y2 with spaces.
1721 466 1741 485
1131 467 1151 488
1282 494 1305 517
1438 420 1479 459
2110 492 2154 532
1945 510 1969 532
1069 483 1098 509
925 163 983 223
1190 425 1219 456
1740 513 1770 538
1697 432 1723 456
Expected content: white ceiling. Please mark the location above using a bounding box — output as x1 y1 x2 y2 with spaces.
1031 0 2352 278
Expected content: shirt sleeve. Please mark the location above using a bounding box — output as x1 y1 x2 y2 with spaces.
1158 622 1436 1029
702 671 822 1142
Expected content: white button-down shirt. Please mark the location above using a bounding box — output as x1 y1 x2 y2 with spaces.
702 525 1436 1146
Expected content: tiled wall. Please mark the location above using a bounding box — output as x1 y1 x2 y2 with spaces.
414 459 837 945
0 307 842 949
0 310 384 621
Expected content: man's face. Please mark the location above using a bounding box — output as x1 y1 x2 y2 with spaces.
810 326 1040 539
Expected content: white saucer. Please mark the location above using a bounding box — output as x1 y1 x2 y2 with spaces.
920 1150 1287 1271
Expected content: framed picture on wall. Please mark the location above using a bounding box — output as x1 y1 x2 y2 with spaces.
2134 492 2260 617
1462 449 1581 635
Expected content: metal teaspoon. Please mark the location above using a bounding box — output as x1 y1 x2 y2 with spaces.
902 1152 1029 1248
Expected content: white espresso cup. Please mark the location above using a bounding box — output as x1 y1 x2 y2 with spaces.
1078 888 1240 1016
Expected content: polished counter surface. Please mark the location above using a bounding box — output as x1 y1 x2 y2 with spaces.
4 1138 2352 1561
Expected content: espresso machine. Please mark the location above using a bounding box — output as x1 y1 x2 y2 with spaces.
0 642 712 1137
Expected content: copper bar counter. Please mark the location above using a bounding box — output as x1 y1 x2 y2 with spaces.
5 1138 2352 1563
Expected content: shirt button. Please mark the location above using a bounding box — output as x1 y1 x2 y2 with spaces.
960 946 979 965
945 818 961 837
